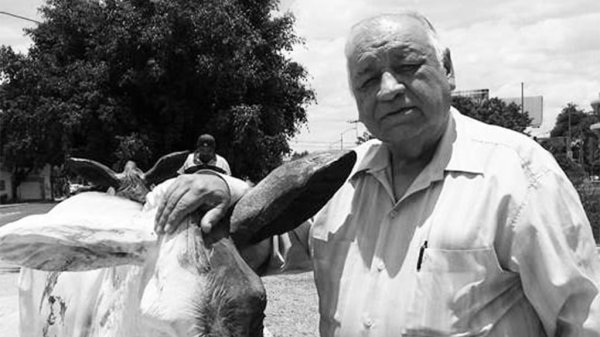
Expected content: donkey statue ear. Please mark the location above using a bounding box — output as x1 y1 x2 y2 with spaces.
230 150 356 246
144 150 190 186
66 157 121 189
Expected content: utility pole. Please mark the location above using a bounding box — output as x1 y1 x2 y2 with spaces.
521 82 524 114
340 127 356 150
347 119 359 139
567 109 573 160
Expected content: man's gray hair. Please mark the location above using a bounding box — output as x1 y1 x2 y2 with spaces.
344 11 446 65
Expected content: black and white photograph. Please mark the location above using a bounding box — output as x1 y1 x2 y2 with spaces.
1 0 600 336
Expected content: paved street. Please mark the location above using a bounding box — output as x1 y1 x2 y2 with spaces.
0 202 57 226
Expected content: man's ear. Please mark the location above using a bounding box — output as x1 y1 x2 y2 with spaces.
442 48 456 90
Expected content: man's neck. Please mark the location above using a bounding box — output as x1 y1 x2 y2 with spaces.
388 148 433 201
195 152 215 164
387 129 444 201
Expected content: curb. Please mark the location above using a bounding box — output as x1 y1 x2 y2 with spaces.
0 203 28 210
0 202 58 210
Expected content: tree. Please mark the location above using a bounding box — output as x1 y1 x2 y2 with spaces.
550 103 595 138
0 0 314 196
355 131 375 145
290 150 308 160
0 46 68 199
451 96 532 133
547 104 600 243
548 103 599 175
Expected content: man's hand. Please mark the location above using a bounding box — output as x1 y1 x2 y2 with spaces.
154 173 231 234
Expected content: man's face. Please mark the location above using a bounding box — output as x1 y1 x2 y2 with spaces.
197 146 215 162
347 17 455 148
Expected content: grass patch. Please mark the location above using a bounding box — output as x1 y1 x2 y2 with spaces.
263 272 319 337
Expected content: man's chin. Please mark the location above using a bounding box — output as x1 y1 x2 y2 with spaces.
379 123 420 140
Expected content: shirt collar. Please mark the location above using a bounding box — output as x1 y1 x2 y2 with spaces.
349 108 484 182
430 108 485 175
348 140 389 181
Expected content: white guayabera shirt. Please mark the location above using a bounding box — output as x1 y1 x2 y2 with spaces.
250 109 600 337
178 153 232 175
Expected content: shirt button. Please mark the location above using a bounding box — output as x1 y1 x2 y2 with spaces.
376 260 385 271
364 318 374 328
389 210 398 218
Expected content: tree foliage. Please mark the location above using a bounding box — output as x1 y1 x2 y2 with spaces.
547 103 599 175
550 103 597 139
451 96 532 133
355 131 375 145
0 0 314 191
547 104 600 244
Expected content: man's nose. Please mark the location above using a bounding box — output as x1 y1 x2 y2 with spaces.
377 71 405 101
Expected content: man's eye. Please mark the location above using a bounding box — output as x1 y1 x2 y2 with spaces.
395 64 420 73
360 77 378 89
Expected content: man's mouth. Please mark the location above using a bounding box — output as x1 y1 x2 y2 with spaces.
384 106 416 118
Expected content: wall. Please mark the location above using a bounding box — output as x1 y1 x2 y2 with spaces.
0 167 12 203
0 164 53 202
16 164 52 201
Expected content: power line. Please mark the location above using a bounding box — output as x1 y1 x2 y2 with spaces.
0 11 41 24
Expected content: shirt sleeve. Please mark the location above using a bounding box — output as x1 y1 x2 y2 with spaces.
217 156 232 176
507 169 600 337
177 154 193 175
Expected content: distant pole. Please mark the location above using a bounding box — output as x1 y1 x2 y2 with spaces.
521 82 524 114
347 119 359 140
568 111 572 160
0 110 2 162
340 127 356 150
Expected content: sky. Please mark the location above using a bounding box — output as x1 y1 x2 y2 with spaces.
2 0 600 152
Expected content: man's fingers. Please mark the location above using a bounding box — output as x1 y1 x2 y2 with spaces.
155 183 187 233
155 179 180 229
164 193 203 234
200 203 228 233
153 174 232 235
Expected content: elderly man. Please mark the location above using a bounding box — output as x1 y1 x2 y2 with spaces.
155 11 600 337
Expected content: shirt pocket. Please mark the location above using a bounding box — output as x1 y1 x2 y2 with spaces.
404 247 507 336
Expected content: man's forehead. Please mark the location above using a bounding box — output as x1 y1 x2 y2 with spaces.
351 14 429 35
348 16 431 57
348 19 433 68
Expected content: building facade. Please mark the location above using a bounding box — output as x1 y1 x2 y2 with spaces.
0 164 53 203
